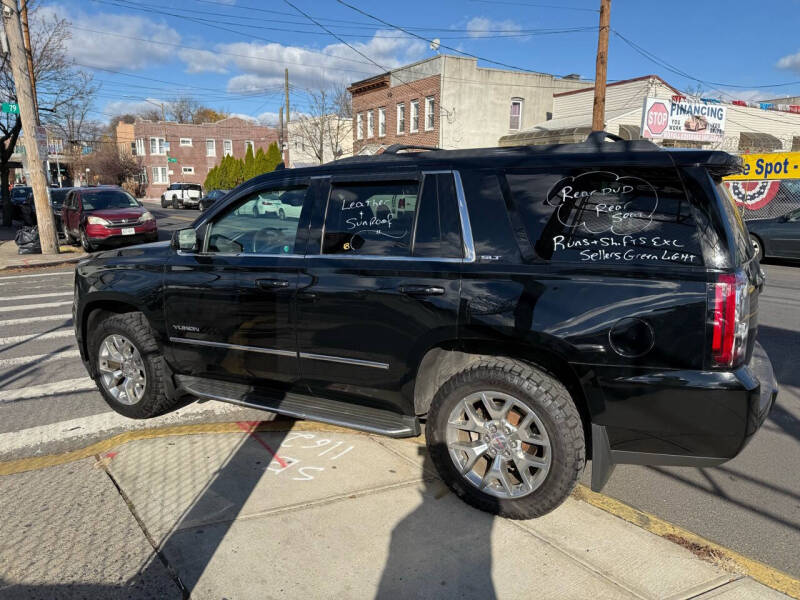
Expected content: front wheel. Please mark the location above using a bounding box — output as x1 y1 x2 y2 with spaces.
750 234 764 261
426 358 585 519
172 196 179 209
88 312 177 419
161 197 167 208
80 228 94 252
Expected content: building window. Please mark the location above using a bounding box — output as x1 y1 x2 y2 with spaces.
182 166 195 174
397 103 405 134
223 139 232 156
149 137 166 155
356 113 363 140
179 138 192 147
135 138 145 156
509 98 523 130
425 96 435 131
367 110 374 138
206 139 215 156
152 166 168 184
245 140 254 153
378 107 386 137
410 100 419 133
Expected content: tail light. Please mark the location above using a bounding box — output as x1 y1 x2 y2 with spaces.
709 270 750 368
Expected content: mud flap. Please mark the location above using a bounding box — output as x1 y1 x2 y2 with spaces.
591 424 616 492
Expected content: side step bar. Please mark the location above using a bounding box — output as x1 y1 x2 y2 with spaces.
176 375 420 438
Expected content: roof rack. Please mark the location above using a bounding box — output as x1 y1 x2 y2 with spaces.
584 130 625 144
382 144 439 154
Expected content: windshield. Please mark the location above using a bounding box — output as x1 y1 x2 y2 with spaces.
81 190 140 211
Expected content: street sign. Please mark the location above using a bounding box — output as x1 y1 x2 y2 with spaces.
167 157 177 163
1 102 19 114
646 102 668 135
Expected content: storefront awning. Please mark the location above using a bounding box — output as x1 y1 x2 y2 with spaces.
498 126 593 147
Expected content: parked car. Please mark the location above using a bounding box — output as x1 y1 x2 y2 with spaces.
74 137 776 519
199 189 229 211
161 183 202 209
62 186 157 252
10 185 31 223
49 187 73 235
747 206 800 260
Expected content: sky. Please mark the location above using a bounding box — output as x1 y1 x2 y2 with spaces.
39 0 800 125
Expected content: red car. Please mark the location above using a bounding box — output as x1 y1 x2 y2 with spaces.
61 187 158 252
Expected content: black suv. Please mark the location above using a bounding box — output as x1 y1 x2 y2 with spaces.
73 138 777 518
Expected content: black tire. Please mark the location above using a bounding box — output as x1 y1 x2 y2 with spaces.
80 228 94 252
426 357 585 519
252 205 259 217
62 222 77 246
161 197 167 208
88 312 176 419
750 234 764 261
172 196 179 209
278 208 286 220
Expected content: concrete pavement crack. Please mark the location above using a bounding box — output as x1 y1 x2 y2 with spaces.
94 453 190 600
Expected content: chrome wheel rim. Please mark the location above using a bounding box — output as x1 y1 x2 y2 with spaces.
97 334 146 405
751 238 761 258
446 391 551 499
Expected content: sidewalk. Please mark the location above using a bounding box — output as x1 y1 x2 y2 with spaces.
0 225 87 271
0 422 792 599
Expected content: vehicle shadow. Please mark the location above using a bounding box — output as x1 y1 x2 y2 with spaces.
376 444 497 599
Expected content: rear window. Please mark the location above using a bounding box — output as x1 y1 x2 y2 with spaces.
506 167 705 267
715 180 753 264
187 184 202 191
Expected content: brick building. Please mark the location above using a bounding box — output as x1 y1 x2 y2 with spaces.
348 55 590 154
116 117 279 198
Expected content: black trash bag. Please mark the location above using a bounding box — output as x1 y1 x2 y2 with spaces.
15 226 41 254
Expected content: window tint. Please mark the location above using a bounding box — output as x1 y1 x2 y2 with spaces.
207 186 306 255
81 190 139 210
322 181 418 256
461 171 521 263
506 168 704 266
413 173 463 258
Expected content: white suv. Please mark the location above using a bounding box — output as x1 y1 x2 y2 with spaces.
161 183 203 209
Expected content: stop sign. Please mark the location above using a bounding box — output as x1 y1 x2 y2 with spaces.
647 102 669 135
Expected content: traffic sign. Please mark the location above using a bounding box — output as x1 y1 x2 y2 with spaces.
167 157 177 163
1 102 19 114
646 102 668 135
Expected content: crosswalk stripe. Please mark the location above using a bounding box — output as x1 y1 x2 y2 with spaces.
0 314 72 327
0 377 95 403
0 271 73 281
0 301 72 313
0 291 73 302
0 329 74 345
0 349 82 369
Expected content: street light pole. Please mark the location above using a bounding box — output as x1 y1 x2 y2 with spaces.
2 0 58 254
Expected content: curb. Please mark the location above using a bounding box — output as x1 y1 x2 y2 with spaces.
0 254 85 272
0 420 797 598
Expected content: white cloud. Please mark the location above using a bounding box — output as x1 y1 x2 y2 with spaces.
174 30 427 93
256 111 281 126
103 97 168 116
40 4 179 70
227 113 257 121
465 17 522 39
777 51 800 74
178 48 228 74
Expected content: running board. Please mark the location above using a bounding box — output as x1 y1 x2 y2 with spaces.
176 375 420 438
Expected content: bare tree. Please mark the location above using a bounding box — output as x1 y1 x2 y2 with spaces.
0 2 97 225
291 84 353 165
137 107 163 122
168 96 199 123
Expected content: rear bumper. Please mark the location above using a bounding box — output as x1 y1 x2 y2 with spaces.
589 341 777 491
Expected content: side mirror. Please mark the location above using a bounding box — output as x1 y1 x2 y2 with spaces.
172 227 199 252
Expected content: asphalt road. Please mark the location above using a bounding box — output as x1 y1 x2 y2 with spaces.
0 211 797 578
580 261 800 578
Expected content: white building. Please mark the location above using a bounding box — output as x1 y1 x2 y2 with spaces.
287 115 353 168
500 75 800 153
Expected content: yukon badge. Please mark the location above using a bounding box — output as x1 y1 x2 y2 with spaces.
172 324 200 333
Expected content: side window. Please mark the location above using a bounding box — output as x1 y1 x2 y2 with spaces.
322 180 418 256
506 168 705 266
413 173 463 258
460 170 521 263
207 185 307 255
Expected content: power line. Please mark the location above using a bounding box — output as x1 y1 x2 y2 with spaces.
467 0 598 11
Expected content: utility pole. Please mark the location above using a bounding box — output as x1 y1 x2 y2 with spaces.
2 0 58 254
591 0 611 132
284 68 290 164
278 105 284 149
19 0 37 124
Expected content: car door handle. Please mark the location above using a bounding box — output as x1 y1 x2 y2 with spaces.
398 285 445 297
256 278 290 290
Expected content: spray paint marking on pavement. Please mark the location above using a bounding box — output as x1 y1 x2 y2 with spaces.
236 420 288 468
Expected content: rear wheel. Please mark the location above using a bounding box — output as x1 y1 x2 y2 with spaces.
750 234 763 261
88 312 177 419
161 197 167 208
278 208 286 220
427 358 585 519
172 196 179 209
